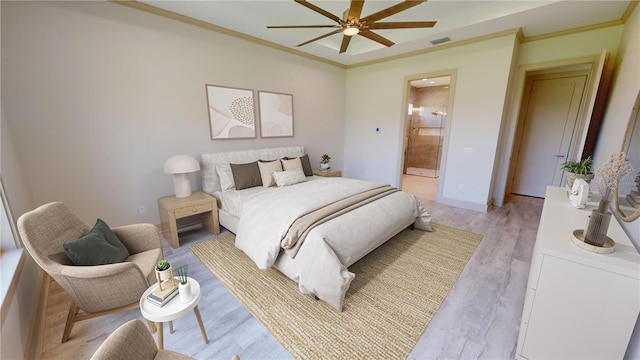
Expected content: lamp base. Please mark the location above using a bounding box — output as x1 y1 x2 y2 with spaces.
173 173 193 198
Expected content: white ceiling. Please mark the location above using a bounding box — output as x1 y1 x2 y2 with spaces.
137 0 631 66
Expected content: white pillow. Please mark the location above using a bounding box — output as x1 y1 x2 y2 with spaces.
258 160 283 187
281 157 302 171
272 169 306 187
216 164 235 191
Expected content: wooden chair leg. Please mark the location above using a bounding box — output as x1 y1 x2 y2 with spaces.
61 302 78 343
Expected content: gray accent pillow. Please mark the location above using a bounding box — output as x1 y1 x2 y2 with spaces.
230 161 263 190
63 219 130 266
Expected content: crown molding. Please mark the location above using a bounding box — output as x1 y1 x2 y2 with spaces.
109 0 347 69
347 28 521 69
111 0 635 70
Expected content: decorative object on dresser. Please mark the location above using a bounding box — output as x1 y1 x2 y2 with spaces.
258 91 294 138
319 153 331 170
560 156 594 192
175 264 191 303
568 178 589 208
164 155 200 198
516 186 640 360
157 191 220 248
205 84 256 140
582 152 633 248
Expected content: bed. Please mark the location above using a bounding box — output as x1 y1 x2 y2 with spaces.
200 146 432 310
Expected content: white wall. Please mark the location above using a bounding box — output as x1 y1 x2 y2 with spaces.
1 1 346 227
345 34 517 211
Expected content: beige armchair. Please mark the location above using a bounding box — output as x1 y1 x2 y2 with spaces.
17 202 163 343
91 319 194 360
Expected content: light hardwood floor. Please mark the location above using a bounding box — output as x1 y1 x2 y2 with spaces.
40 191 543 360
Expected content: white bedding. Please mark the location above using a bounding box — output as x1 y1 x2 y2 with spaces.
201 146 432 311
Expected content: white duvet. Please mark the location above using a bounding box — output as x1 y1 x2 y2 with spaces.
234 177 432 310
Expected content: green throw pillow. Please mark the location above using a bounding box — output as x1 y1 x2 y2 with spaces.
63 218 130 266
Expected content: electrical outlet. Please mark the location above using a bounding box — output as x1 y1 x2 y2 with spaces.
137 205 147 215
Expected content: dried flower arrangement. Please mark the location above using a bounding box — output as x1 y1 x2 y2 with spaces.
594 152 634 208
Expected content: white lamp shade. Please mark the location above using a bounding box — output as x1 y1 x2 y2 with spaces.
164 155 200 174
164 155 200 198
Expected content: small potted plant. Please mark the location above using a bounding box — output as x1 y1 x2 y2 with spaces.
560 156 594 191
320 154 331 170
155 259 175 290
174 264 191 303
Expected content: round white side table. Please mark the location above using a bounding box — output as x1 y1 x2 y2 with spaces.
139 277 209 350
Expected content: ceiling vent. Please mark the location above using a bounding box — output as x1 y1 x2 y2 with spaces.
430 37 451 45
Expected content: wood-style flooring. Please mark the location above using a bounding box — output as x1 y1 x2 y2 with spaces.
40 189 543 360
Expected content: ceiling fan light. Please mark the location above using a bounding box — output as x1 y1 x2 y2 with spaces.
343 26 359 36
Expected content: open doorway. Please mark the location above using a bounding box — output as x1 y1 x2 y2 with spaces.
402 75 451 201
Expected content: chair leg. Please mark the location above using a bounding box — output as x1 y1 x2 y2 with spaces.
62 302 78 343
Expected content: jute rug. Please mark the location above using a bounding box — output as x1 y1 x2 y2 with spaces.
191 223 482 359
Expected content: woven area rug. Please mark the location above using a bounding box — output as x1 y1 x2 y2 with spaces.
191 223 482 359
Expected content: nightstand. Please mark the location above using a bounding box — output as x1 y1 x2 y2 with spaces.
157 191 220 248
313 169 342 177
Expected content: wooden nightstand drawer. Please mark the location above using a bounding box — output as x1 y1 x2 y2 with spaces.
174 202 212 219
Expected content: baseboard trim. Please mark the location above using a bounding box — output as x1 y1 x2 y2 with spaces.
24 271 49 360
437 196 490 213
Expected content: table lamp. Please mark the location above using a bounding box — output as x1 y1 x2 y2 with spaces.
164 155 200 198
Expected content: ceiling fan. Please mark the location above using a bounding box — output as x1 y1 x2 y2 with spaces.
267 0 436 54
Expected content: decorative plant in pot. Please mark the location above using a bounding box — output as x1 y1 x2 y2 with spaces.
174 264 191 303
561 156 594 192
155 259 175 290
320 154 331 170
584 152 634 247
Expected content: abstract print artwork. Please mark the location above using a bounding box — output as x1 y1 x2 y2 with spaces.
206 85 256 140
258 91 294 138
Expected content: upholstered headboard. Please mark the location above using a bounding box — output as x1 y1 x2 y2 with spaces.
200 146 305 195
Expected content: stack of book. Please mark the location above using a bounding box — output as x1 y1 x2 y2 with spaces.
147 280 178 307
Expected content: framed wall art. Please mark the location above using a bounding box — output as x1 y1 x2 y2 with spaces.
205 84 256 140
258 91 294 138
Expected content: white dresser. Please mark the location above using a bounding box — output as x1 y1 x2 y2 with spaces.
516 186 640 359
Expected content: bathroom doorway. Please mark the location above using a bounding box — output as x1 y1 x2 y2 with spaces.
404 76 450 178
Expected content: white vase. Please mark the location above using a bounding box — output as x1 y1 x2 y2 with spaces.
320 163 329 170
179 282 191 303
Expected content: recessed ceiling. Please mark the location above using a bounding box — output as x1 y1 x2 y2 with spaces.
133 0 632 67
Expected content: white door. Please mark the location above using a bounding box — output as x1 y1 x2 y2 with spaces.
511 74 587 197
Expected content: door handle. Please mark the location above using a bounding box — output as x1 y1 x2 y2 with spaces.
555 155 566 158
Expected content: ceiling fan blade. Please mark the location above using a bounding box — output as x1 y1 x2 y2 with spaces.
368 21 436 29
361 0 426 24
268 25 340 29
347 0 365 22
339 35 353 54
295 0 343 25
359 29 395 47
296 29 342 47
